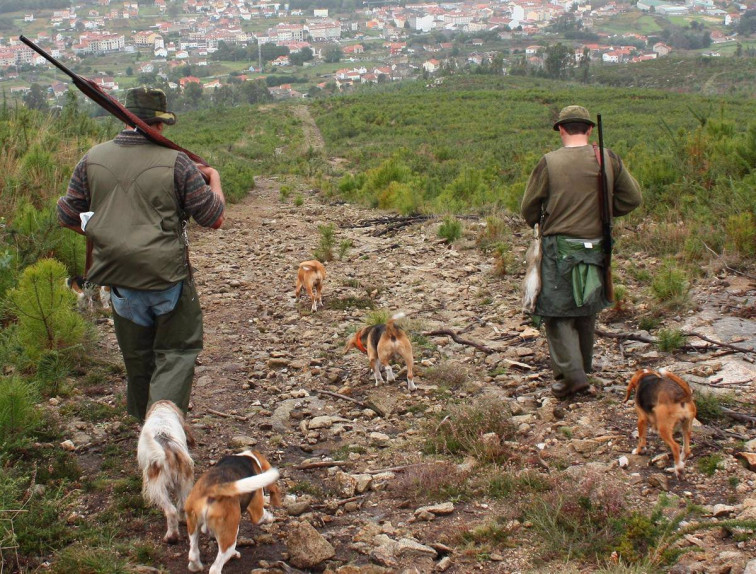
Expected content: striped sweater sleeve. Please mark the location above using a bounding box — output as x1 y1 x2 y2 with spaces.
57 155 91 227
174 153 224 227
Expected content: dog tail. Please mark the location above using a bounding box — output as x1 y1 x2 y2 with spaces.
659 368 693 397
385 311 406 339
205 468 280 499
625 368 656 402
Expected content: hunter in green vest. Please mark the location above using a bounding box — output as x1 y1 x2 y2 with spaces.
58 87 226 421
521 105 642 399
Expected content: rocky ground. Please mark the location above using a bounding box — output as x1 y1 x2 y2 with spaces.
63 178 756 574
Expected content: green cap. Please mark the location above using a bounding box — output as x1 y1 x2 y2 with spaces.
553 105 595 131
124 86 176 125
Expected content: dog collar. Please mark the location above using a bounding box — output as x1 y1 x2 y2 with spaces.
355 336 367 354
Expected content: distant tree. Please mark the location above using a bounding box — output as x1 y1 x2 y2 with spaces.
579 46 590 83
289 47 314 66
239 79 271 104
323 44 343 63
125 66 133 76
212 85 235 107
23 83 48 111
259 43 289 64
183 82 203 109
738 10 756 35
544 43 573 80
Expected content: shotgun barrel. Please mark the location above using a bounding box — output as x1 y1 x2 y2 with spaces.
596 114 614 303
18 35 208 166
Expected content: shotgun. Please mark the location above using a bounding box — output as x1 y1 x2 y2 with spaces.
596 114 614 303
18 35 208 166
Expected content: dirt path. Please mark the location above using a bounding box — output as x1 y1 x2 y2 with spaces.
70 175 756 574
121 177 753 574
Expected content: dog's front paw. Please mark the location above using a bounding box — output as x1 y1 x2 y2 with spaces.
260 509 275 524
631 447 645 455
407 378 417 391
188 560 203 572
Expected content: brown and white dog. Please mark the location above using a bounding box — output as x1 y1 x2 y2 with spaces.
137 400 195 544
65 276 111 312
344 312 416 391
295 259 326 312
625 368 696 478
184 450 281 574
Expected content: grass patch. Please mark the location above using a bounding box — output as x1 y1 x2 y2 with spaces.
656 328 687 352
424 398 516 464
694 391 730 424
697 454 723 476
485 469 550 500
651 261 690 308
437 216 462 244
325 296 376 311
391 461 470 503
288 480 325 498
422 362 470 390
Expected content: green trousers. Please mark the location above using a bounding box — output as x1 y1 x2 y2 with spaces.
544 315 596 387
112 281 203 421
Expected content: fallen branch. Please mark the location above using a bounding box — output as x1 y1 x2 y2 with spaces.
294 460 350 470
207 408 249 422
721 407 756 425
596 329 754 355
315 389 383 417
313 494 369 509
423 329 493 354
366 462 426 475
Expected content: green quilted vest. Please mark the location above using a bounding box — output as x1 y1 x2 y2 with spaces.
84 140 187 290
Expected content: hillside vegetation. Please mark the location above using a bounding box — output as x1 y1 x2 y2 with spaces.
0 77 754 571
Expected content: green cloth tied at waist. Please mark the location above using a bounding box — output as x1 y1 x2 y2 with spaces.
556 236 605 308
534 235 609 318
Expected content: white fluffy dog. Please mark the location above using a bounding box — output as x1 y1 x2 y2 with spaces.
137 400 195 544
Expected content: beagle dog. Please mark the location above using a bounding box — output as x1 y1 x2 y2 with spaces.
344 312 416 391
295 260 326 312
625 368 696 478
65 275 110 312
137 400 195 544
184 450 281 574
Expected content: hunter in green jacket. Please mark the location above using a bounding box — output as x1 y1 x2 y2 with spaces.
521 105 641 399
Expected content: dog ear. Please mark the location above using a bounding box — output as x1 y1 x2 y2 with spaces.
624 370 647 402
344 333 357 354
184 422 196 448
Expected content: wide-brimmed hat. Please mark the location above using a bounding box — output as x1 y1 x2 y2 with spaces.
553 105 595 131
125 86 176 125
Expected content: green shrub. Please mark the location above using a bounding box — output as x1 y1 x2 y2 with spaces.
694 391 727 424
651 261 689 307
493 241 514 276
437 216 462 244
656 329 686 352
338 239 353 260
697 454 723 476
7 259 86 361
279 185 292 201
0 377 40 443
313 223 335 262
35 351 73 397
725 212 756 257
294 193 304 206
